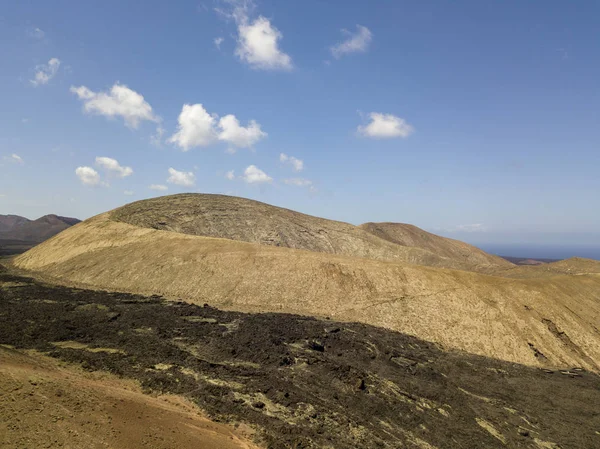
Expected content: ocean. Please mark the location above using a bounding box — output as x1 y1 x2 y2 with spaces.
478 244 600 261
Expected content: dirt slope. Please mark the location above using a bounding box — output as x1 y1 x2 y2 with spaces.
111 194 507 272
13 209 600 371
360 222 512 269
2 272 599 449
0 346 258 449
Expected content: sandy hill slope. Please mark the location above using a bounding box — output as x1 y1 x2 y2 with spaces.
0 213 80 242
111 194 507 272
360 222 512 269
12 195 600 372
0 347 258 449
489 256 600 279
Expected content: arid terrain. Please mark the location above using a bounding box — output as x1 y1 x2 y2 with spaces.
3 193 600 448
0 346 258 449
13 194 600 371
1 269 599 448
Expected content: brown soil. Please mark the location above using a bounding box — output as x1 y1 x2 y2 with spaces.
0 346 258 449
1 270 599 448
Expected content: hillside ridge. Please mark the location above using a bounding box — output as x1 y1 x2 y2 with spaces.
111 193 508 272
12 194 600 371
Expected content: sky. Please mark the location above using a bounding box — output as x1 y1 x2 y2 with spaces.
1 0 599 255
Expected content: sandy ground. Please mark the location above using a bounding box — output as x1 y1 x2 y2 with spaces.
0 346 259 449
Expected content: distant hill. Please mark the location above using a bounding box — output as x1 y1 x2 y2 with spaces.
13 194 600 371
111 194 510 272
0 215 30 233
501 256 561 265
0 214 80 256
359 222 512 269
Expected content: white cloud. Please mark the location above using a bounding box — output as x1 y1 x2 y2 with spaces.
357 112 414 139
167 167 196 187
169 104 217 151
242 165 272 184
279 153 303 171
218 114 267 149
456 224 486 233
151 125 166 147
29 27 45 39
0 194 5 198
149 184 168 191
123 190 134 196
330 25 372 59
220 2 292 71
95 156 133 178
3 154 24 164
284 177 312 187
169 104 266 151
214 37 224 49
70 83 159 128
75 166 102 186
235 16 292 70
225 170 235 180
30 58 60 87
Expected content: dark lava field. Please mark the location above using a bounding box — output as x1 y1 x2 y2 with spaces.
1 266 599 449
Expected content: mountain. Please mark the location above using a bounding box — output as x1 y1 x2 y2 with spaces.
359 222 512 270
12 194 600 371
0 214 81 242
0 214 30 233
110 194 510 273
0 214 81 256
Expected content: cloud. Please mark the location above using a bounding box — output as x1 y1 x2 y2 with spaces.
95 156 133 178
279 153 303 171
331 25 372 59
236 16 292 70
225 170 235 180
218 114 267 149
75 166 102 186
167 167 196 187
123 190 134 196
357 112 414 139
220 1 292 71
30 58 60 86
3 154 24 164
70 83 159 128
455 224 486 233
151 125 166 147
214 37 224 49
29 27 45 39
169 104 266 151
149 184 168 191
11 154 23 164
242 165 272 184
283 177 312 187
169 104 217 150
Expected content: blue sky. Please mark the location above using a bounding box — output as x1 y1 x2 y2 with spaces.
1 0 599 253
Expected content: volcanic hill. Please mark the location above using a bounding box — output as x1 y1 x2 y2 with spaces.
0 213 81 256
12 194 600 371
